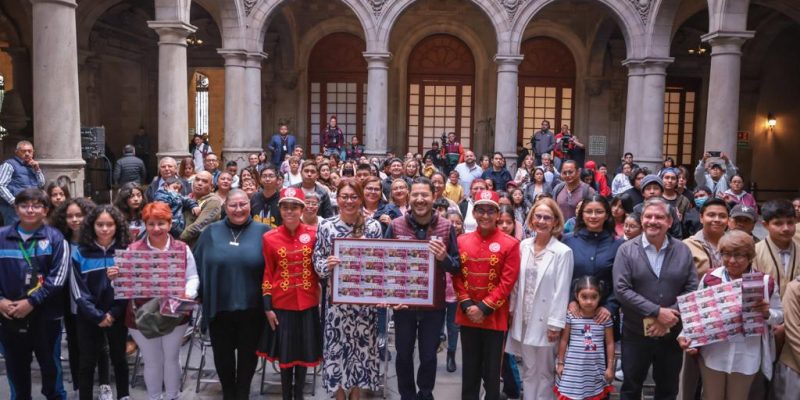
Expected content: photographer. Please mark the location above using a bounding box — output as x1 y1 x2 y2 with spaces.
0 188 70 399
554 124 584 169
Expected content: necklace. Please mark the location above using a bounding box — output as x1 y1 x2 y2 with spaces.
229 228 244 246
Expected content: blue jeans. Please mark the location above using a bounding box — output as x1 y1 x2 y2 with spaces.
445 302 459 352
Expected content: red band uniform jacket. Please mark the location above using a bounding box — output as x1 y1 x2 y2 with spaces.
453 229 520 331
262 224 319 311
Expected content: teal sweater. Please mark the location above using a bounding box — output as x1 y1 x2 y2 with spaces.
194 217 270 328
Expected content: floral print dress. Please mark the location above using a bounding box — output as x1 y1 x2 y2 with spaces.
314 216 383 393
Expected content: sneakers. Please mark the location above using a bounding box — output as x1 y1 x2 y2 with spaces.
99 385 113 400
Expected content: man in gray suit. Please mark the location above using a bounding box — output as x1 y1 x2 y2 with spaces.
613 198 698 400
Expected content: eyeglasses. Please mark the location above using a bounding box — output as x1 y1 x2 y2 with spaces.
720 252 749 261
531 213 554 222
365 187 382 193
17 203 44 211
227 202 249 210
473 208 497 216
305 202 320 208
261 174 277 180
338 195 360 202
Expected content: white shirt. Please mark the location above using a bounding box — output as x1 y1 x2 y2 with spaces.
642 234 669 278
463 200 477 233
454 163 483 191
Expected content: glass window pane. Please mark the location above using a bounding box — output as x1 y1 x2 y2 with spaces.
562 88 572 97
410 84 420 95
545 87 556 97
462 86 472 96
446 86 456 96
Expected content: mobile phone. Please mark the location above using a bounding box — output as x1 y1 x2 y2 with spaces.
708 151 721 157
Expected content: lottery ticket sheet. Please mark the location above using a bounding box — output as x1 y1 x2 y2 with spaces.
678 275 766 348
332 238 435 306
112 250 186 299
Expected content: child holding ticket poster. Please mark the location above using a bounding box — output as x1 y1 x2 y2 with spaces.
677 230 783 400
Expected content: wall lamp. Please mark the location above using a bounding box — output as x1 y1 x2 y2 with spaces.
767 112 777 131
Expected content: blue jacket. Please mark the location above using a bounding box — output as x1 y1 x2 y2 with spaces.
0 223 69 320
268 134 297 166
481 168 513 191
70 242 128 324
562 228 623 315
0 156 44 205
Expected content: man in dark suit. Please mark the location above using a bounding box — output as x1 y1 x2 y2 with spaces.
268 123 297 166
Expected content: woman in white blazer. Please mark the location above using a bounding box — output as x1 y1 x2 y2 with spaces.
506 197 574 399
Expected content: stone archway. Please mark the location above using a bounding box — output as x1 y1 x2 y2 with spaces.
406 34 476 154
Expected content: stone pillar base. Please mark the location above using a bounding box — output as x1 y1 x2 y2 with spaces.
222 147 263 168
39 158 86 198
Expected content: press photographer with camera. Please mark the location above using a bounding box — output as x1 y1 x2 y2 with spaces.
0 188 70 399
554 124 584 169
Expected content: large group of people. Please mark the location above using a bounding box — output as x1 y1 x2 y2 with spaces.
0 123 799 400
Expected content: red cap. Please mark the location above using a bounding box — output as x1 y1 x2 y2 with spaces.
278 187 305 206
473 190 500 208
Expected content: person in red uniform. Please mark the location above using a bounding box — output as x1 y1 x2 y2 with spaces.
258 188 321 400
452 190 520 400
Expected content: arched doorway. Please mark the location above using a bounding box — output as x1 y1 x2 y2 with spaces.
308 32 367 155
517 37 576 146
406 34 475 154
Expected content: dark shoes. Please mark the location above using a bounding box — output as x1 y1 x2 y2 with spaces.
446 351 457 372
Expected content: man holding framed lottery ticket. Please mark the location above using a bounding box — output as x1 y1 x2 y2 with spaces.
384 177 460 400
452 190 520 400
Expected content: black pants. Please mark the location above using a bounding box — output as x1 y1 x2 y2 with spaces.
621 333 683 400
394 309 446 400
208 309 264 400
75 316 129 400
0 315 66 400
460 326 505 400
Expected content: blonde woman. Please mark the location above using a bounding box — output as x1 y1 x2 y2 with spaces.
506 197 574 399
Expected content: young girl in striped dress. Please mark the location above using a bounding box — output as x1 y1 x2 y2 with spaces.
555 276 615 400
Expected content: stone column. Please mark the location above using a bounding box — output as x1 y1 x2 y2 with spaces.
147 20 196 160
240 52 266 164
31 0 85 195
702 31 753 164
493 54 524 166
363 52 391 156
622 58 672 170
218 50 248 166
622 60 644 162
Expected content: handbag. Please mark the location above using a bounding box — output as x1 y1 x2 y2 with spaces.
134 298 184 339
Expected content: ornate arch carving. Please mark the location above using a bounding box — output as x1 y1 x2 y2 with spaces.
519 37 575 79
408 34 475 77
308 32 367 76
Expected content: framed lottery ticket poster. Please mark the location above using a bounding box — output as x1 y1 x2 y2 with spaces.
112 250 186 299
332 238 435 306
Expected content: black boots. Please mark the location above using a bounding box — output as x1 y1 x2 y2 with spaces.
446 350 457 372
